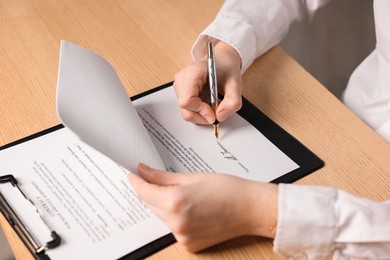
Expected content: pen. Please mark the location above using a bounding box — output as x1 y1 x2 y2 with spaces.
207 42 219 140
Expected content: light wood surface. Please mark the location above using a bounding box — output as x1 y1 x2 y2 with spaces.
1 0 389 259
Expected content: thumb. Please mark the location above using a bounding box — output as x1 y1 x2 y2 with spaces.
137 163 182 186
217 81 242 122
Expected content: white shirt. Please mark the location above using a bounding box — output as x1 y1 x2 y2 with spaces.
276 184 390 259
192 0 390 259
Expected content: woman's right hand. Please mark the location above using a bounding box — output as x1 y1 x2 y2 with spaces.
173 40 243 125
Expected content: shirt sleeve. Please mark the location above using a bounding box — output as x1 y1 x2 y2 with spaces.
341 0 390 142
274 183 390 259
192 0 331 73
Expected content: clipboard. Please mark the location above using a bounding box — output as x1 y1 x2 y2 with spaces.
0 82 323 260
0 174 61 260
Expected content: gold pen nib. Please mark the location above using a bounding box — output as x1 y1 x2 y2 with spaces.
213 122 219 140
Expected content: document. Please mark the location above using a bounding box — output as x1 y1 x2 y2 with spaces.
0 129 170 260
0 41 300 259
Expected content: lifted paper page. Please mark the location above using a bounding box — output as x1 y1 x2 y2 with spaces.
134 86 299 182
56 41 164 173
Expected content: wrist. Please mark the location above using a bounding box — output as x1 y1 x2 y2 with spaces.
214 41 242 72
246 182 279 238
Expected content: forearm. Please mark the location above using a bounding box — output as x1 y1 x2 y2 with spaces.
245 182 279 239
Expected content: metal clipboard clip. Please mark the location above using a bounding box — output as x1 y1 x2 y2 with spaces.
0 174 61 256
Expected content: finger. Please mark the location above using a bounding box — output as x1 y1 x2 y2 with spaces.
173 63 215 124
176 90 215 124
127 172 149 193
179 98 215 124
137 163 183 186
127 172 171 208
173 72 206 100
217 80 242 122
173 63 207 106
180 109 210 125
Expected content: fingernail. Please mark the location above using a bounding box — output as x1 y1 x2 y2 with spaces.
138 163 150 170
218 111 228 122
205 114 215 124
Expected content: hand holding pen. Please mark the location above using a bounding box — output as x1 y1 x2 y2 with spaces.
173 41 243 135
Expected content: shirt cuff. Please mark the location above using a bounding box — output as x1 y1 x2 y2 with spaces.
191 15 257 74
273 183 337 259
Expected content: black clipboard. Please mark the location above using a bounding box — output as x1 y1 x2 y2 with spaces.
0 82 323 260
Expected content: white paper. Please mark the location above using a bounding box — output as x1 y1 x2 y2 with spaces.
56 41 164 174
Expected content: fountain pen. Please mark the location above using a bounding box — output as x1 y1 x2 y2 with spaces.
207 42 219 140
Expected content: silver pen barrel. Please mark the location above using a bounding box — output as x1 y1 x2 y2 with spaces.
207 42 218 105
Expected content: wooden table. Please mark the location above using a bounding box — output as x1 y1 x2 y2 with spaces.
1 0 389 259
